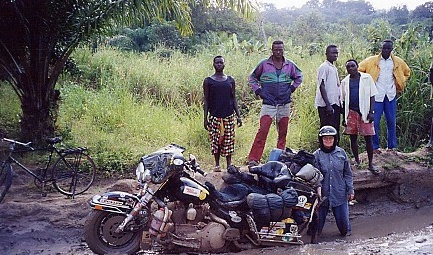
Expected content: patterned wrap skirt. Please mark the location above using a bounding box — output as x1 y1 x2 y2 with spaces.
208 114 235 156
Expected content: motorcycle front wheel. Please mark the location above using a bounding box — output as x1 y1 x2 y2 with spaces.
84 210 142 255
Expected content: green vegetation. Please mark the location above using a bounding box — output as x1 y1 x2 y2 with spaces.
4 31 431 173
54 47 321 172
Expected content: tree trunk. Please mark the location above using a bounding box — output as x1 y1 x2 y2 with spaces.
19 91 56 143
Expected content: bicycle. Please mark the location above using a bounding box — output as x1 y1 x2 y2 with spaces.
0 136 96 202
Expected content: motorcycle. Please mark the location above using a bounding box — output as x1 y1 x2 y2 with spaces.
83 144 321 254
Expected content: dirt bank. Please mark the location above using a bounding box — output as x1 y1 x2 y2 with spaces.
0 148 432 255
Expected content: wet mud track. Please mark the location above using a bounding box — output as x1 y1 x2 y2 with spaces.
1 150 433 255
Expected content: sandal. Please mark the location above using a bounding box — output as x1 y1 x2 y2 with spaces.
213 166 221 172
368 165 380 175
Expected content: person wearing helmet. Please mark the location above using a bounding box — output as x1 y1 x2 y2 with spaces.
313 125 354 239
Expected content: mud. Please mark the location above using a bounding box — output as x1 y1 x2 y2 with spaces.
1 149 433 255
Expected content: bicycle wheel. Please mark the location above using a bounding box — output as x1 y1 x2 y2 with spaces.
53 151 96 196
0 161 13 203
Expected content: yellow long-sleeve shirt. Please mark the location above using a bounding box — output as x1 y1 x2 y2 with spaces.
358 53 411 93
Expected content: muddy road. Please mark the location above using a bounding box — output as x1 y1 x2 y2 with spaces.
1 149 433 255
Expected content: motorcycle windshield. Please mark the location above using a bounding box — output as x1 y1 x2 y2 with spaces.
142 144 185 160
141 144 186 184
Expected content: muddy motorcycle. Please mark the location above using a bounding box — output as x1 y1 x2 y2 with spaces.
83 144 320 254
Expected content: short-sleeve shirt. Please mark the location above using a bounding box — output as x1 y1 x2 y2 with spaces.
207 76 234 118
315 60 341 107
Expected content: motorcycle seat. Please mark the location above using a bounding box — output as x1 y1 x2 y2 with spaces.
205 182 249 209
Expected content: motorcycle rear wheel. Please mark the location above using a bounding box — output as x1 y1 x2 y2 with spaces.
84 210 142 255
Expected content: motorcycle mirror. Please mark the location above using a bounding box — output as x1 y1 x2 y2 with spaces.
189 154 197 164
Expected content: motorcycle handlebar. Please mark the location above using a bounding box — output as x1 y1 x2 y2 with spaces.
196 167 207 177
184 160 207 177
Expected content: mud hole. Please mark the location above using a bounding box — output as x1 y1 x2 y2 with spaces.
1 149 433 255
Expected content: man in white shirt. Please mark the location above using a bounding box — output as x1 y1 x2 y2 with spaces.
315 45 342 141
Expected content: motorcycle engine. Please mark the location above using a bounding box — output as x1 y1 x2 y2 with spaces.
169 201 207 224
164 202 227 251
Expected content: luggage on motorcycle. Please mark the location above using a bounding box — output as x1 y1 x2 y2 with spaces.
280 187 298 207
223 165 257 186
287 180 318 210
278 148 315 168
249 161 292 192
268 148 284 161
249 161 289 179
247 191 297 228
294 164 323 187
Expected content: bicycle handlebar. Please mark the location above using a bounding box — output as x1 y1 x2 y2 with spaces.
2 137 34 150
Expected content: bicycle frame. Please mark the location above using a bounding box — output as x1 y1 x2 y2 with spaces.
1 137 96 200
2 137 79 188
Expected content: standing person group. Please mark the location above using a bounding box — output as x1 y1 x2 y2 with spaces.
203 39 411 172
312 40 410 241
202 39 412 243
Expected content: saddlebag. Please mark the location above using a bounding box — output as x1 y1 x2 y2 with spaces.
246 188 298 228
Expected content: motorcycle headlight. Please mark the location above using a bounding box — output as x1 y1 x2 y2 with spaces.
173 158 183 166
136 162 151 182
170 153 185 172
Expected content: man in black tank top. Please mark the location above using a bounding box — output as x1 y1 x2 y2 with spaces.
203 56 242 172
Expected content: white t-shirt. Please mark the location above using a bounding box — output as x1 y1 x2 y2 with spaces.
315 60 341 107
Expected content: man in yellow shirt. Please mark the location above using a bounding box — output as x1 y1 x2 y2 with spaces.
358 40 410 153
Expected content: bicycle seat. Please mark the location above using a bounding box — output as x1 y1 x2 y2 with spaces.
46 137 62 144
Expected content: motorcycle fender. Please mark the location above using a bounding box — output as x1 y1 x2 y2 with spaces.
89 191 140 214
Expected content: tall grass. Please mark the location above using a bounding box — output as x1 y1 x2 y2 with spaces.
53 46 326 172
0 83 21 138
2 30 433 172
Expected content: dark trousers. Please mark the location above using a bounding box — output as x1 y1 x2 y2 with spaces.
317 202 351 236
318 104 341 143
